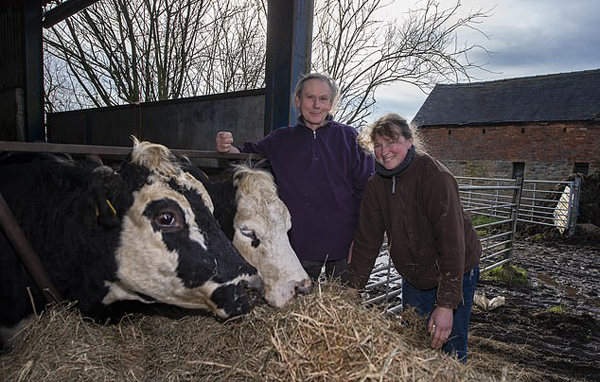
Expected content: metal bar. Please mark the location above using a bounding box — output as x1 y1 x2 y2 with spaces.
365 288 402 305
517 218 567 227
524 179 574 185
369 262 394 274
463 197 513 204
24 0 44 142
385 304 404 315
481 246 513 258
456 176 516 183
473 218 514 229
460 192 514 200
568 177 582 236
467 203 515 213
0 191 63 304
507 176 523 260
481 257 513 272
264 0 314 134
478 231 513 243
519 203 565 212
42 0 100 28
482 239 513 251
365 275 402 290
0 140 262 160
459 185 519 191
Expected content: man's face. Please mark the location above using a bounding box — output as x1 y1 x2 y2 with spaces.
295 79 333 130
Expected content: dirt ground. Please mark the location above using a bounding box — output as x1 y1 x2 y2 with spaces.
469 237 600 382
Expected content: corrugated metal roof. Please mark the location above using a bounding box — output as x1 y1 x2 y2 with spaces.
412 69 600 127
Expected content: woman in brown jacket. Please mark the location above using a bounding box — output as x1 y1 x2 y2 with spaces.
348 113 481 362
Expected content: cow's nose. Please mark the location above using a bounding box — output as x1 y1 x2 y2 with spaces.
243 276 265 299
295 278 313 295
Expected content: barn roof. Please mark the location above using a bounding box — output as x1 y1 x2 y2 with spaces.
412 69 600 127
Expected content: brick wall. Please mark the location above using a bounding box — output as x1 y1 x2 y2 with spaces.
418 122 600 180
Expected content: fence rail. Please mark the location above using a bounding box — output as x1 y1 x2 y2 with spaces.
364 175 581 314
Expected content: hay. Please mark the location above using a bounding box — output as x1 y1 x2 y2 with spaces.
2 284 516 381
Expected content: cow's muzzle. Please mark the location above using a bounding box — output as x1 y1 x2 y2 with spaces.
295 278 313 296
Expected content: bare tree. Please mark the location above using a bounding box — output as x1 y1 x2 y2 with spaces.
194 0 267 94
312 0 490 125
44 0 489 124
43 0 266 110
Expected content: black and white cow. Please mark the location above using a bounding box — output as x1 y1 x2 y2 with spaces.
0 139 263 349
190 162 312 308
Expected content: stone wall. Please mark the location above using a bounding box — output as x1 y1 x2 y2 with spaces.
441 160 576 181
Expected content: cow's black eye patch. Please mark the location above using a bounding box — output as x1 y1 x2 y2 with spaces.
144 198 186 233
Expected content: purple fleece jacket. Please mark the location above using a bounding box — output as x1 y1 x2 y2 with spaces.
241 118 374 261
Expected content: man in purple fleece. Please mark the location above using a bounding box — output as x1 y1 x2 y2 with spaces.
215 73 374 283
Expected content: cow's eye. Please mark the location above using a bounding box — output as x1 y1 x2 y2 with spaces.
240 227 256 240
154 211 183 231
239 227 261 248
157 212 175 226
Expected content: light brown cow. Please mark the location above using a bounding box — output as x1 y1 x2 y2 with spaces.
196 163 312 308
231 165 312 307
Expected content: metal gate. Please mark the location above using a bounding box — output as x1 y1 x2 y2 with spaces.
519 178 581 236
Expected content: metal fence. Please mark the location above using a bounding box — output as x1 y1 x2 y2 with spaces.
363 175 581 314
519 178 582 236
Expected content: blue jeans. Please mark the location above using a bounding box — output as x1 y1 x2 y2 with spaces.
402 266 479 362
300 258 349 284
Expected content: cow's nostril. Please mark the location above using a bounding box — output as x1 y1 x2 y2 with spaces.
295 278 313 295
244 277 264 296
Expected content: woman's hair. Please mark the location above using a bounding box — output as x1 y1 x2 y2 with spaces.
358 113 423 152
294 73 340 106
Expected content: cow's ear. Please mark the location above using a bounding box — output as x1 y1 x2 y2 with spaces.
91 166 122 228
254 159 272 172
178 155 210 183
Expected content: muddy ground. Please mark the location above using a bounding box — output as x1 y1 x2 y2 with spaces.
469 238 600 382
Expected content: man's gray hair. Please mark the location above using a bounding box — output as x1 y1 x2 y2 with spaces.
294 73 339 105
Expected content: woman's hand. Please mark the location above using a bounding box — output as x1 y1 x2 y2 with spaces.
428 306 453 349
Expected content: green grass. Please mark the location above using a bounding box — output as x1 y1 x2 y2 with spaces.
482 264 528 285
471 215 502 226
471 215 505 236
546 304 566 314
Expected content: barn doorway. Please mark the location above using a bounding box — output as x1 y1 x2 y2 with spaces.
511 162 525 179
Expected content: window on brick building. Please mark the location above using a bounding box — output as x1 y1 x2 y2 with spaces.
573 162 589 175
512 162 525 179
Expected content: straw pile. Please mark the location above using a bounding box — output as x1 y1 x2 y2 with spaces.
1 283 515 381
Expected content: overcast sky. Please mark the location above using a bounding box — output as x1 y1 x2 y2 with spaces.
372 0 600 122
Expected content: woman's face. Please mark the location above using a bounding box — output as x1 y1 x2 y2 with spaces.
373 134 413 170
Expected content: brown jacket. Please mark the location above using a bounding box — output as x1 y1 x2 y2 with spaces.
349 151 481 309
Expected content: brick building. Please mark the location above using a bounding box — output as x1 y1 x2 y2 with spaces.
411 69 600 180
